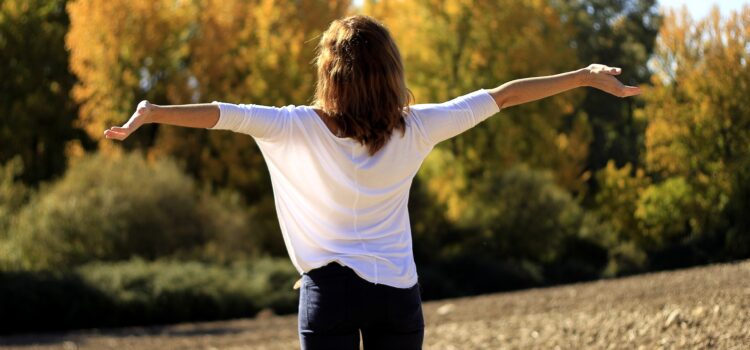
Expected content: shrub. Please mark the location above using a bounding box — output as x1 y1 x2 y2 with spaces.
635 177 693 245
196 188 259 262
0 270 114 334
4 153 272 269
0 257 299 334
723 168 750 259
411 164 598 297
5 152 233 270
0 157 32 270
0 157 30 235
458 164 584 264
418 257 544 300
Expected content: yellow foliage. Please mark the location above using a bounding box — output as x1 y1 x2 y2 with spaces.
640 5 750 232
66 0 195 140
595 160 651 244
66 0 593 205
418 148 469 223
364 0 587 214
67 0 350 194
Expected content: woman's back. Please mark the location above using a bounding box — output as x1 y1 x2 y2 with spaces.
102 12 639 348
209 89 500 287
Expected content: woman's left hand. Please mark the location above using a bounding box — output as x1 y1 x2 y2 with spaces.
104 100 153 141
582 64 642 98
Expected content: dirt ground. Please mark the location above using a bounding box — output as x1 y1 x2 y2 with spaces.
2 260 749 349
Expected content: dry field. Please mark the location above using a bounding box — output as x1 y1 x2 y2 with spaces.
2 261 749 349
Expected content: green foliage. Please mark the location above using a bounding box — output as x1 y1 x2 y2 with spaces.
552 0 661 172
0 157 30 234
411 164 605 298
0 269 114 334
368 0 591 196
0 157 32 269
634 6 750 267
635 177 693 243
594 160 650 244
3 152 264 270
0 257 299 334
458 165 584 264
604 240 648 277
593 160 655 273
77 258 299 321
5 0 750 334
642 6 750 238
197 188 279 262
0 0 88 184
722 166 750 258
417 257 544 300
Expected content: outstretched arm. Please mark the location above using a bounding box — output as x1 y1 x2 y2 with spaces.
104 102 219 141
488 64 641 110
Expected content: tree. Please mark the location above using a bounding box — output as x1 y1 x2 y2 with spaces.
365 0 590 221
151 0 352 200
0 157 29 237
551 0 661 203
640 5 750 243
592 160 650 274
0 0 87 184
67 0 351 199
67 2 351 256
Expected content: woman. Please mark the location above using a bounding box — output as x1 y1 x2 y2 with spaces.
105 15 640 350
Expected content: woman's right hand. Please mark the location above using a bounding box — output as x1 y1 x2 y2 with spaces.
581 64 641 98
103 100 154 141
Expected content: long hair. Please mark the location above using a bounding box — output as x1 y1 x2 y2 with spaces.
313 15 413 156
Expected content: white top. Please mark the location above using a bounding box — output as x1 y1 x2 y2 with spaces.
210 89 500 288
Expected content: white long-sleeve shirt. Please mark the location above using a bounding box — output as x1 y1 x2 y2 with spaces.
210 90 500 288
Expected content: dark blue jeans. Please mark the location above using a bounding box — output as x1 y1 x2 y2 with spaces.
298 262 424 349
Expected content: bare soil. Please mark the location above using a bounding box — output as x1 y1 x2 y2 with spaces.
2 261 749 349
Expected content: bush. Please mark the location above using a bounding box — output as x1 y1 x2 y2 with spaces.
721 166 750 259
0 270 114 334
197 188 270 263
0 157 30 235
418 257 544 300
3 152 265 270
410 164 600 297
635 177 693 246
543 235 608 283
0 257 299 334
458 164 584 264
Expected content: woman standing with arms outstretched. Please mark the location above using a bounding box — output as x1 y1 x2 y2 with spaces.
105 15 640 350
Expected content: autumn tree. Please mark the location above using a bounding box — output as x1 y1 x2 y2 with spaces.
67 0 351 255
151 0 351 202
639 5 750 253
67 0 350 187
365 0 589 220
552 0 661 189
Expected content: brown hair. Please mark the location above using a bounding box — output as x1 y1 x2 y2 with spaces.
313 15 413 155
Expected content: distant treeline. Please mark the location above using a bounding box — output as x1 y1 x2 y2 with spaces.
1 0 749 334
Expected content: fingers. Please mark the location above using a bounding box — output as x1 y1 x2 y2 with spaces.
588 64 621 75
607 84 641 98
103 101 151 141
103 128 129 141
591 70 641 98
109 126 130 133
622 85 641 97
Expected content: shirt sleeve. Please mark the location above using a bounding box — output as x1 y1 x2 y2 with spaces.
409 89 500 146
207 102 290 141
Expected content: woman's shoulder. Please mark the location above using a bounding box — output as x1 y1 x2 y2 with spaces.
260 104 317 123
